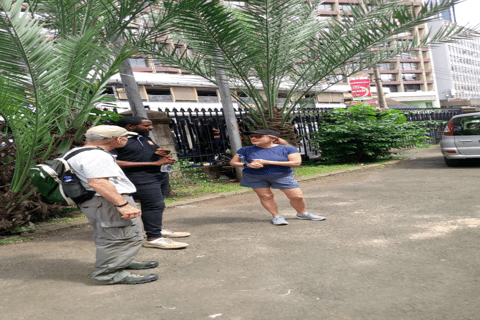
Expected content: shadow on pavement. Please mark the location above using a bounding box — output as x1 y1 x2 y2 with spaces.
177 215 266 227
0 255 93 285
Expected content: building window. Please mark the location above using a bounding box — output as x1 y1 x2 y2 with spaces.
401 62 417 70
146 88 173 102
197 89 219 103
338 4 354 12
129 58 147 68
325 74 344 84
378 63 394 70
399 52 416 59
384 85 398 93
380 74 395 81
318 3 333 11
224 1 247 8
404 84 422 92
402 73 420 81
103 87 114 95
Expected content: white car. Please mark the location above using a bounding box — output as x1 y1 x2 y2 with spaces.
440 112 480 167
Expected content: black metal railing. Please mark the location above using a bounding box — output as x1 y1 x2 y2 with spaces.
109 106 463 164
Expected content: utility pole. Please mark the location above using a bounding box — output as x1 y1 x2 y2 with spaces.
119 59 149 119
110 34 150 120
373 64 389 111
214 52 243 180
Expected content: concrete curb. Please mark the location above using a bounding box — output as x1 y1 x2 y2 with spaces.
15 159 400 237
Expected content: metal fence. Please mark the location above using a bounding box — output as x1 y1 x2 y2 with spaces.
399 108 462 144
133 107 463 164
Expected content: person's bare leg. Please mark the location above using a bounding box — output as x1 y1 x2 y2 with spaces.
253 188 280 217
280 188 306 214
282 188 326 221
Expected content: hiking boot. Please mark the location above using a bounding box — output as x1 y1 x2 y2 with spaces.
117 273 159 285
162 229 191 238
143 237 188 249
271 216 289 225
296 212 326 221
126 261 159 270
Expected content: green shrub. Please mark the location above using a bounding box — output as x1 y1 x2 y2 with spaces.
310 104 428 164
169 158 210 187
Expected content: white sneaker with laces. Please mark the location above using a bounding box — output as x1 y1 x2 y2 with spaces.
271 216 289 225
162 229 191 238
296 212 326 221
143 237 188 249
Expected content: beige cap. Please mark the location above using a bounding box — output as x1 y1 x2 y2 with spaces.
85 125 138 139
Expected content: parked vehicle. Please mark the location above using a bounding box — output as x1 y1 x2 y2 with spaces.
441 112 480 166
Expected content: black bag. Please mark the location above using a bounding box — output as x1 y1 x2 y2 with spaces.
29 148 101 205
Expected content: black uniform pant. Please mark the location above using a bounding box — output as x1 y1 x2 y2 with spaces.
132 173 169 239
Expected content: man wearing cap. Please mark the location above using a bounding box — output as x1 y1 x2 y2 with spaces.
230 129 326 225
113 116 189 250
65 125 159 285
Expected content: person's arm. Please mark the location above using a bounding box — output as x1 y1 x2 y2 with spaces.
230 153 263 169
155 148 171 156
251 152 302 167
116 156 175 168
88 177 141 220
273 137 290 145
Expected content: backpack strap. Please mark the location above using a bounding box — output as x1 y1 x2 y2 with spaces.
59 147 110 174
62 147 106 160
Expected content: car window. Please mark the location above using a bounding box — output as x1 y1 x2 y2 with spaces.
454 116 480 136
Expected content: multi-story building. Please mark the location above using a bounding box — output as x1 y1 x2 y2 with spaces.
317 0 440 108
104 0 443 110
433 0 456 22
429 19 480 102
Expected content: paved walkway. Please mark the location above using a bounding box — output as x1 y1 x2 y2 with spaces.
1 147 479 320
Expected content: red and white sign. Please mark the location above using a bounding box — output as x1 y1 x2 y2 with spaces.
350 78 372 100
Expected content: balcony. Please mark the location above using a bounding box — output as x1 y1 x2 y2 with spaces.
403 80 424 85
132 67 154 73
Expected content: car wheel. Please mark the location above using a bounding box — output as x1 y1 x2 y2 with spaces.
444 157 460 167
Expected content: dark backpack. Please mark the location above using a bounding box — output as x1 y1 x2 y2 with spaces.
29 148 102 205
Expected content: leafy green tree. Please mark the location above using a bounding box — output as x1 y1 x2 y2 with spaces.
310 104 428 163
0 0 181 229
137 0 476 145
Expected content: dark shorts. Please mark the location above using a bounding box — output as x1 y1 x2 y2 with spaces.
240 172 300 189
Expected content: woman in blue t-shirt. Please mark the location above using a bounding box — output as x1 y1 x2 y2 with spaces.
230 129 326 225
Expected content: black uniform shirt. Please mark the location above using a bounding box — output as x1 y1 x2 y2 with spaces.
112 135 166 184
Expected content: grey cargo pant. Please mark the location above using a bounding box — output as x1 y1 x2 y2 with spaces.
79 195 144 284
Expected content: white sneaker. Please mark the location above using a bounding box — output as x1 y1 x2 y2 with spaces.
143 237 188 249
162 229 191 238
296 212 326 221
271 216 289 225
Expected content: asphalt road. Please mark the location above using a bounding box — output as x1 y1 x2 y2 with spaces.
1 146 479 320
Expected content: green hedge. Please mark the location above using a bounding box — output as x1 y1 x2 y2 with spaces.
310 104 428 164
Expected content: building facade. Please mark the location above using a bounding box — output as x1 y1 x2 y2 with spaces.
430 19 480 101
104 0 443 111
316 0 440 108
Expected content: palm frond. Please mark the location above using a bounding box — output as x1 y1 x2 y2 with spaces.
140 0 477 127
0 0 124 194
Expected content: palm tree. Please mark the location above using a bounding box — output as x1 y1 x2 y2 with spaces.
0 0 181 228
136 0 477 145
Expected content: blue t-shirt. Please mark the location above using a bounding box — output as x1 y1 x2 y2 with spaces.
237 145 299 175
